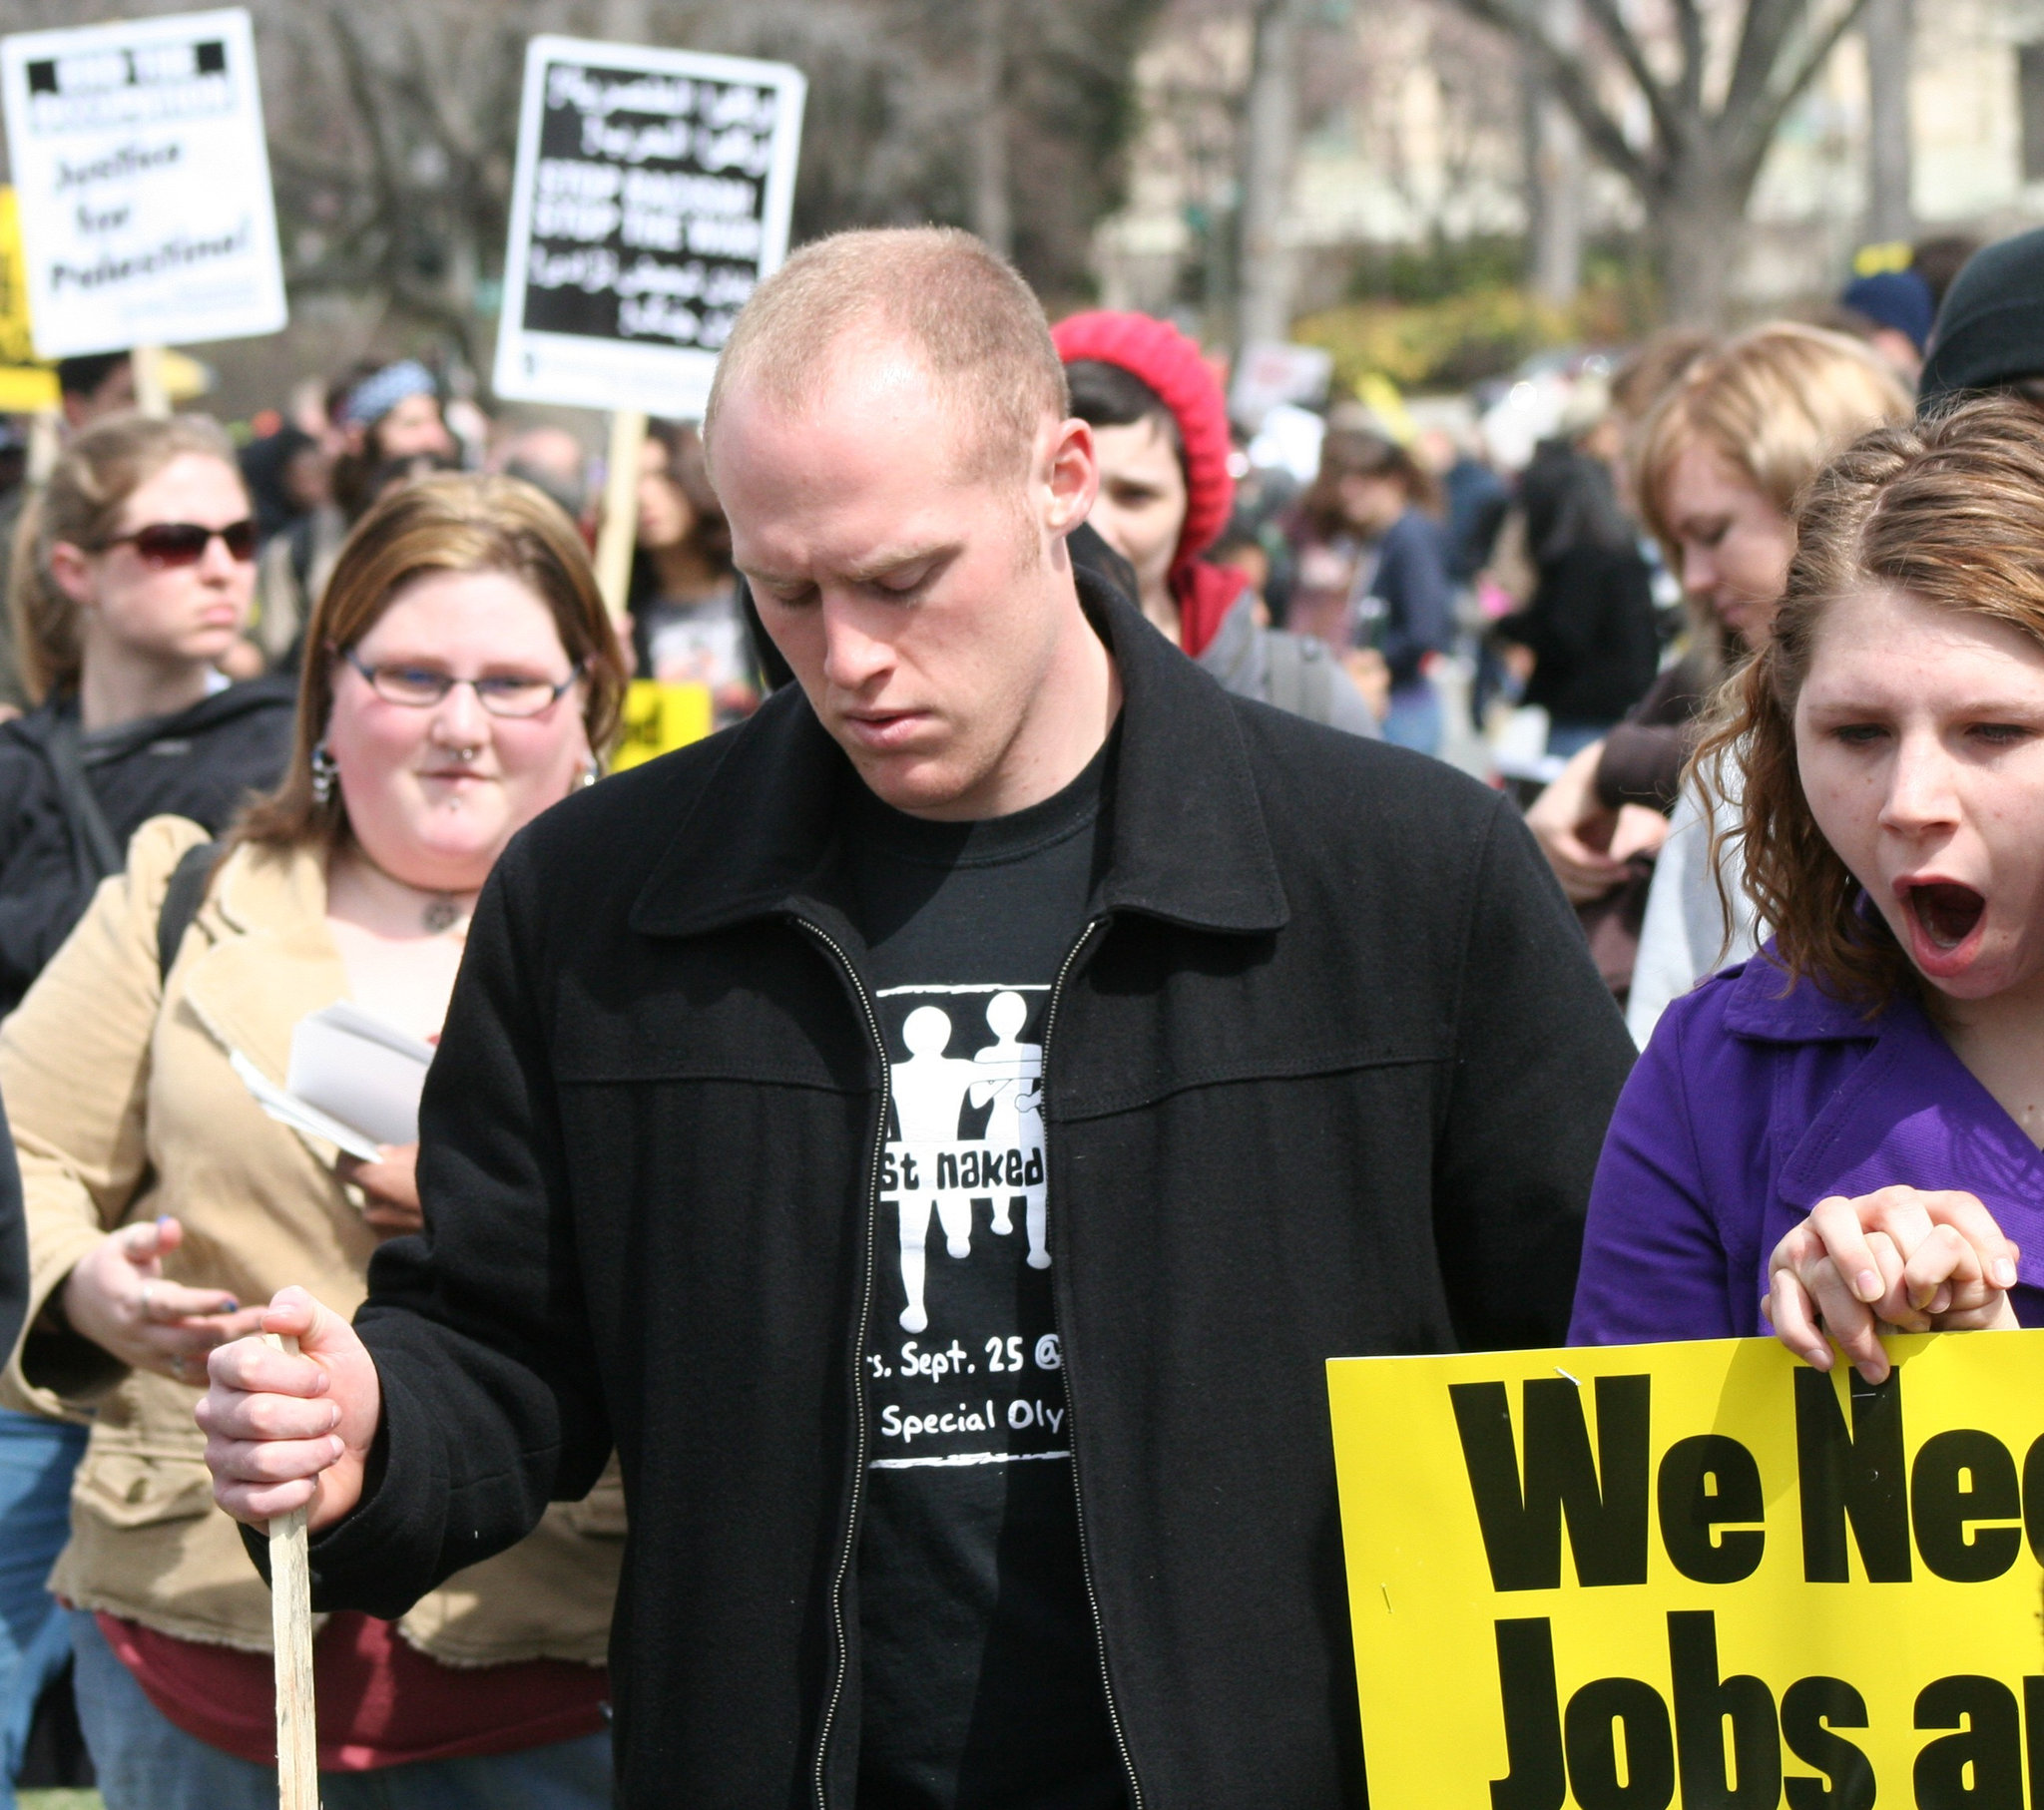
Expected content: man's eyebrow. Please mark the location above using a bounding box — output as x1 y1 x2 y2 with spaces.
841 542 960 584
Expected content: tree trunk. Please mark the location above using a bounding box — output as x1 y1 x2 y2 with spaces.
1522 0 1585 308
970 0 1013 256
1655 177 1745 328
1862 0 1913 242
1237 0 1304 351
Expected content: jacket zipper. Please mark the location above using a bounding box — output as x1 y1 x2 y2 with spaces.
1040 917 1146 1810
796 919 890 1810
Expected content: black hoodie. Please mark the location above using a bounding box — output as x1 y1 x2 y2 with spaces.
0 676 295 1013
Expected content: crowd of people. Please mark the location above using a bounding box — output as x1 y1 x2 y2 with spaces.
0 215 2035 1806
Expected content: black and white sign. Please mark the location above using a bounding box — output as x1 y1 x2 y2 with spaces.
0 8 285 358
493 36 805 417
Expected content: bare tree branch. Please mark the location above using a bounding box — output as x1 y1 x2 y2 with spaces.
1670 0 1707 117
1576 0 1688 157
1447 0 1652 187
1731 0 1874 184
1721 0 1807 134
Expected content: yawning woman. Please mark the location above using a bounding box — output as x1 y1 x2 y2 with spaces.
1570 397 2044 1354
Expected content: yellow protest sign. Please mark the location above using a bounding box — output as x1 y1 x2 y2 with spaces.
610 678 713 771
0 188 58 413
1328 1332 2044 1808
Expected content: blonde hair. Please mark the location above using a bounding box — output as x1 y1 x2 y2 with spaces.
7 413 242 703
704 226 1068 482
1637 323 1911 669
236 473 627 852
1697 396 2044 1006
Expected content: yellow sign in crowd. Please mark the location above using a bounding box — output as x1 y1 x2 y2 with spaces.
1329 1333 2044 1809
0 187 58 412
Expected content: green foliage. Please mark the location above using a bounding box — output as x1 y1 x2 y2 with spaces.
1294 256 1658 393
1344 233 1527 306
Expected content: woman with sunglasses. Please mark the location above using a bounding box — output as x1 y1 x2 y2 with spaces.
0 413 290 1806
0 414 293 1019
0 474 628 1808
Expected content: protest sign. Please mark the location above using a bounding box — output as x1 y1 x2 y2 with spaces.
0 188 58 412
611 678 713 772
492 36 806 419
0 8 285 359
1328 1331 2044 1808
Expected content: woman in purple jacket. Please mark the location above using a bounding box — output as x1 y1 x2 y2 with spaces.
1571 396 2042 1375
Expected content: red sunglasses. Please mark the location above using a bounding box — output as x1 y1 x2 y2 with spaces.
106 519 258 568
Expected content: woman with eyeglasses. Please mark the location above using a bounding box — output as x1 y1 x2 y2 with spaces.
0 474 629 1808
0 413 292 1806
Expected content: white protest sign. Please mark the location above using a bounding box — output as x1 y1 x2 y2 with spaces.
1229 340 1333 431
493 36 805 417
0 9 285 359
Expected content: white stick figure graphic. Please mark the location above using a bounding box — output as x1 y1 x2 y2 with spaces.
969 991 1050 1269
890 1005 981 1332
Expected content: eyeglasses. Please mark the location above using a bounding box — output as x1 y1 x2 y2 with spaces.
341 648 582 718
105 520 258 568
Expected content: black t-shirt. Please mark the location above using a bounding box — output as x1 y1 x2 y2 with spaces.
844 738 1127 1810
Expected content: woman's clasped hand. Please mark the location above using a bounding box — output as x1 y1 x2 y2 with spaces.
1764 1186 2020 1383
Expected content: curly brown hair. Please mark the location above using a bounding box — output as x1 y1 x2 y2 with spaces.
1695 395 2044 1006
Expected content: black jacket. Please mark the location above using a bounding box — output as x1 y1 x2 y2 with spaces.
1498 541 1661 726
0 678 296 1013
305 580 1633 1807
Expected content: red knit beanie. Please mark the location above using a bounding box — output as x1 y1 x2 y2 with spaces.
1052 310 1246 656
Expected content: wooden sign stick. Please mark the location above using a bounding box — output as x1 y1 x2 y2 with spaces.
595 407 649 632
132 343 170 420
262 1330 319 1810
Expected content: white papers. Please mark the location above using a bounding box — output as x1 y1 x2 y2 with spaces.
229 1051 381 1163
0 8 287 357
285 1003 433 1149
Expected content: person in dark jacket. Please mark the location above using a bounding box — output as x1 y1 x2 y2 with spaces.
200 226 1634 1810
0 413 294 1018
1287 429 1454 753
1495 437 1660 756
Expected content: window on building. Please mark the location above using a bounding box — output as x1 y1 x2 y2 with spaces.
2021 42 2044 184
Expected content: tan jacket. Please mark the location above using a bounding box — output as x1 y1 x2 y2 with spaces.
0 816 623 1662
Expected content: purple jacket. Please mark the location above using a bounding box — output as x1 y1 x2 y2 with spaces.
1570 949 2044 1344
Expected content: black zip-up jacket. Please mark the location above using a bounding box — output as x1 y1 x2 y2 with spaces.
0 677 295 1013
301 580 1633 1806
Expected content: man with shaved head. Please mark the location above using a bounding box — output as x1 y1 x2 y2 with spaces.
202 227 1632 1806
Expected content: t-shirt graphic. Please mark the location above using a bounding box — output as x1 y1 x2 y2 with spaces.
844 731 1126 1809
871 984 1066 1472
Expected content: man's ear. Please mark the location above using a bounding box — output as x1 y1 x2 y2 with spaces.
47 542 95 608
1041 415 1098 537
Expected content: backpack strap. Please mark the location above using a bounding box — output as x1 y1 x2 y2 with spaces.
42 709 124 893
158 841 223 986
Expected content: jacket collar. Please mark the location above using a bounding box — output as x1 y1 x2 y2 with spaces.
5 675 295 760
1720 946 1888 1044
630 574 1288 942
1741 945 2044 1281
179 839 347 1090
